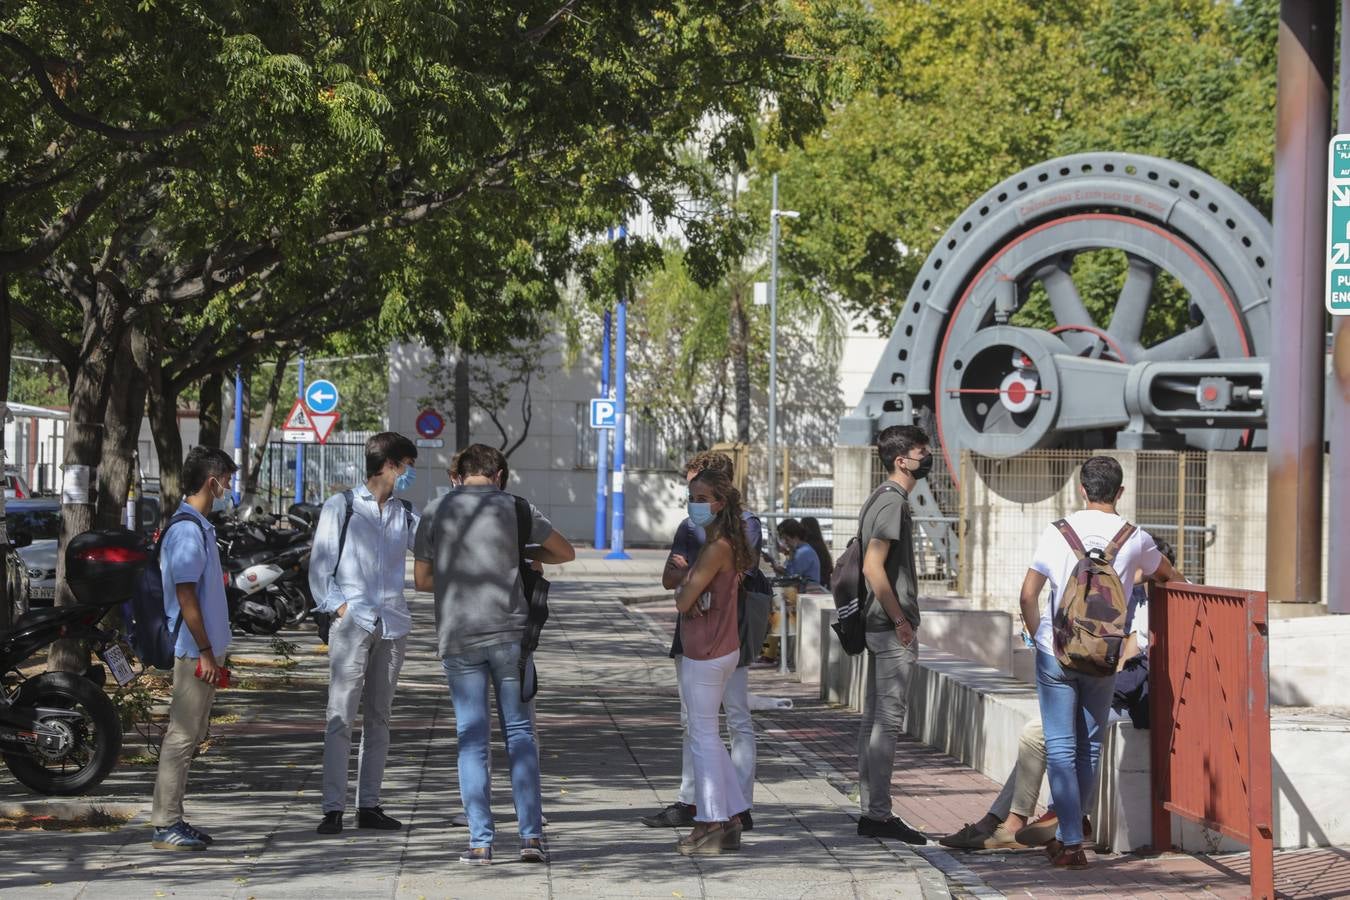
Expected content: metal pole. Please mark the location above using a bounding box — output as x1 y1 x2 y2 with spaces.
595 309 612 550
606 263 632 560
295 355 306 506
232 365 244 504
768 174 780 563
1330 0 1350 614
1268 0 1332 606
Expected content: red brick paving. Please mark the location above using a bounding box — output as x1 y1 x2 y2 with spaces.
632 598 1350 899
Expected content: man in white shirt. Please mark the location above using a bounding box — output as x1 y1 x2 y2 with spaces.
1018 456 1180 869
309 432 420 835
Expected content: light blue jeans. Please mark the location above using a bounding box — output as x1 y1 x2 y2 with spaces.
1035 651 1114 846
442 641 542 848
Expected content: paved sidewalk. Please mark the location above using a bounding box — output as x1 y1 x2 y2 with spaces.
631 597 1350 900
0 552 940 899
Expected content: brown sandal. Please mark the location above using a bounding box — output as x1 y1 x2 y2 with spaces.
678 822 729 856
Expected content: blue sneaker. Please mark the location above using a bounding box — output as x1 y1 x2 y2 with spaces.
182 822 214 845
152 821 208 851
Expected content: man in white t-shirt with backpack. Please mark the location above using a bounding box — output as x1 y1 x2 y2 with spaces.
1018 456 1181 871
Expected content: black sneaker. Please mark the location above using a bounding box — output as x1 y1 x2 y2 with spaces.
737 809 754 832
640 802 695 828
357 807 402 831
317 812 343 835
858 815 928 845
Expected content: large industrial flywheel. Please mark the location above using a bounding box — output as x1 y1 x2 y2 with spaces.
838 152 1275 571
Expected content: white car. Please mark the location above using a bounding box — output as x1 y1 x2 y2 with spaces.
5 499 60 607
773 478 835 543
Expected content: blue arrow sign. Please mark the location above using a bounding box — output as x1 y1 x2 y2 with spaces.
305 379 340 414
590 398 617 429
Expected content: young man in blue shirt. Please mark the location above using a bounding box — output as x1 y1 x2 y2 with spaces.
151 446 237 851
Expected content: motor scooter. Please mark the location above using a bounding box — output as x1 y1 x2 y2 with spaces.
0 529 140 796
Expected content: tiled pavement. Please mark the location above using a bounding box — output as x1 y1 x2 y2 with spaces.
628 595 1350 900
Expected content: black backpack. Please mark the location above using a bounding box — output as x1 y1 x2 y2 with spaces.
512 495 550 701
313 490 414 645
829 482 902 655
125 514 206 669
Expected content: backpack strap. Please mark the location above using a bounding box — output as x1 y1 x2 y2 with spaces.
1102 522 1137 564
512 495 532 560
398 497 414 529
157 512 206 551
1053 519 1087 560
333 489 355 577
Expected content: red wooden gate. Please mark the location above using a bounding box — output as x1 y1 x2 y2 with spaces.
1150 582 1274 899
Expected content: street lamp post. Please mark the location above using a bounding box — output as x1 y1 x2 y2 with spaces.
768 173 798 675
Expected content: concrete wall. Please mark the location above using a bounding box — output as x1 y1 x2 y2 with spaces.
1205 451 1330 602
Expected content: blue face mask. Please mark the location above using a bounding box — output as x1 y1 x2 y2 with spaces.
210 479 233 515
395 466 416 493
688 501 715 527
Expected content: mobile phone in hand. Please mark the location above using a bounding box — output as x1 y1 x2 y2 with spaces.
195 660 231 688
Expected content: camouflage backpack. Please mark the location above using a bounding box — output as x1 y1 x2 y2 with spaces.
1050 519 1134 676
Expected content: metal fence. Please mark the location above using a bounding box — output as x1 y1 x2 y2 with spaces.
257 433 375 511
958 449 1210 602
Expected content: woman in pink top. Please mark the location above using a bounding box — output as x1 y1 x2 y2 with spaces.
673 468 755 855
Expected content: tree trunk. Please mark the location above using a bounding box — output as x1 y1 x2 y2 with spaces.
242 353 290 508
729 283 752 442
94 329 148 531
0 275 12 630
51 285 124 672
454 346 471 450
198 369 223 450
134 319 184 519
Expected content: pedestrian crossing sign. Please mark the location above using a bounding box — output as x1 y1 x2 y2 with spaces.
1327 134 1350 315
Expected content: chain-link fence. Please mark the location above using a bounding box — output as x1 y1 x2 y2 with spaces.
958 449 1210 606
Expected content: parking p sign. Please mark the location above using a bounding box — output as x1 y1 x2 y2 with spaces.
1328 134 1350 315
590 398 617 429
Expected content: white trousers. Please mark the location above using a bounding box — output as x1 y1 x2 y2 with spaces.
676 659 755 810
677 650 748 823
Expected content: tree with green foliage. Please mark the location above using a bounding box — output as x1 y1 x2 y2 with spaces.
761 0 1278 332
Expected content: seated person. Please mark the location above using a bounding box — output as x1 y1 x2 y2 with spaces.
939 541 1176 851
774 519 821 586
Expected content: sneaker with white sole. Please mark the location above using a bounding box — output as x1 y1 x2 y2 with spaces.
152 821 207 851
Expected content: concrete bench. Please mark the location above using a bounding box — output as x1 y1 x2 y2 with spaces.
809 607 1350 851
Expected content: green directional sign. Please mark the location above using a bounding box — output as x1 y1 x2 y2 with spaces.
1328 135 1350 315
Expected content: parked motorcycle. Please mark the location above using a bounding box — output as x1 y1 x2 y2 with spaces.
216 513 314 633
0 529 140 796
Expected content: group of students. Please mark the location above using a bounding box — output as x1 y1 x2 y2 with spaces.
840 430 1181 869
148 435 575 866
146 427 1175 870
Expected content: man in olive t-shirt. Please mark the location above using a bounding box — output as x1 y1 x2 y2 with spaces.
855 425 931 846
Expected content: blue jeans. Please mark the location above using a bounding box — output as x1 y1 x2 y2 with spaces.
1035 651 1114 846
442 642 542 847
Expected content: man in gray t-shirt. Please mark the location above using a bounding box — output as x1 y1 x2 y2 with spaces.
855 425 931 846
411 444 574 865
859 485 920 652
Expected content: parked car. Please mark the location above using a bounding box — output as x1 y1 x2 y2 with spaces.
2 469 33 499
772 478 835 543
4 499 60 607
